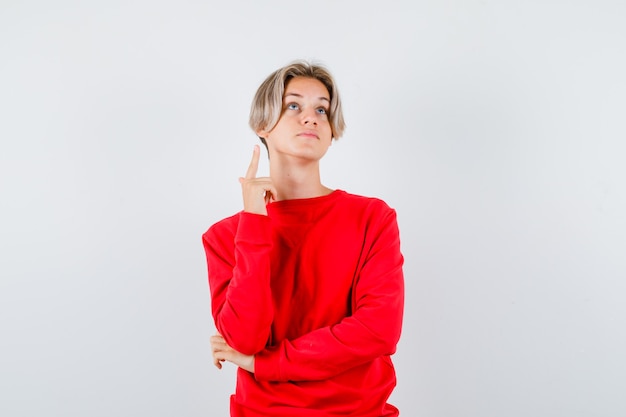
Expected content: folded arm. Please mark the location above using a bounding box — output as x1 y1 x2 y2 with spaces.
254 209 404 381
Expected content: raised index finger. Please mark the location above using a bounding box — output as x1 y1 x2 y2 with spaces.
245 145 260 179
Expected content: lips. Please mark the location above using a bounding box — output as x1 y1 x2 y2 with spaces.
298 130 319 139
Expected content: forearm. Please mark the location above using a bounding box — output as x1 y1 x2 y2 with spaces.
255 267 404 381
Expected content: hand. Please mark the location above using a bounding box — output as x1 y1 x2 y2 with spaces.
239 145 277 216
210 333 255 373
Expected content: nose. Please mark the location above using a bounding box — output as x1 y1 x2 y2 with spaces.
301 108 318 126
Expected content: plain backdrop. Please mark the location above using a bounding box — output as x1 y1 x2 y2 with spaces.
1 1 625 416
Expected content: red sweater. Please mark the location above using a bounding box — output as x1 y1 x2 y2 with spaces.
202 190 404 416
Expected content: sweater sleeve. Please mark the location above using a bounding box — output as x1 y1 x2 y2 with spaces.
202 212 274 355
254 207 404 382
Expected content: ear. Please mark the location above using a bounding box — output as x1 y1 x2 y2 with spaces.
256 128 269 140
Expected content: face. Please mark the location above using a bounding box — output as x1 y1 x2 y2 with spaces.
257 76 333 162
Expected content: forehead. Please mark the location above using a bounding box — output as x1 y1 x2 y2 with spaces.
284 76 330 100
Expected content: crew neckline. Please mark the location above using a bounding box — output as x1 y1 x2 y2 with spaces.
268 189 345 208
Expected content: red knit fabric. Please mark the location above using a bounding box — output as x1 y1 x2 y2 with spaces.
203 190 404 416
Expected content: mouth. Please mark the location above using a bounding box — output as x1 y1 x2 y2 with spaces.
298 131 319 139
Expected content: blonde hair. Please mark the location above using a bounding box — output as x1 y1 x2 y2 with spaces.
249 60 346 148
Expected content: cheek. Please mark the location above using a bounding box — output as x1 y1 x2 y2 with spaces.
323 123 333 138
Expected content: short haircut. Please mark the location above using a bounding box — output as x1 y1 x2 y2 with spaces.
249 60 346 148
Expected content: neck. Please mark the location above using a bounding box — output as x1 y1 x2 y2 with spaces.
269 156 332 201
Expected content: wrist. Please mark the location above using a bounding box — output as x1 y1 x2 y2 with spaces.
243 355 255 373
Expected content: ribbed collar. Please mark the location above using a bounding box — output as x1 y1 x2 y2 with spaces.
267 189 346 225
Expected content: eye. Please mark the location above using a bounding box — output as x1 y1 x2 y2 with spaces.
316 107 328 115
287 103 300 111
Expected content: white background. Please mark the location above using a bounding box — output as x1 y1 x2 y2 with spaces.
1 1 625 416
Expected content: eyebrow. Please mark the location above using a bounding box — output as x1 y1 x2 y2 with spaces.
284 93 330 102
